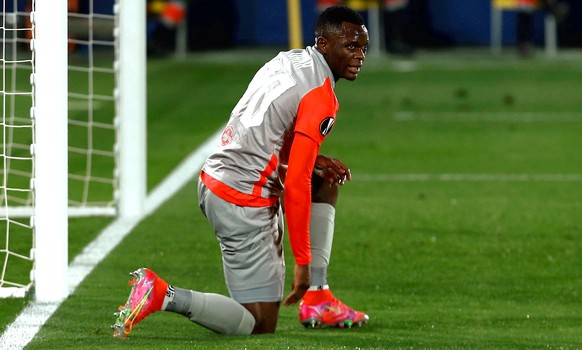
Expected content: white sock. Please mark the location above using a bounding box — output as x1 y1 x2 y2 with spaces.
164 286 255 335
189 291 256 335
308 284 329 291
309 203 335 288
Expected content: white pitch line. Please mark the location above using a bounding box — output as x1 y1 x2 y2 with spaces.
0 126 223 350
144 126 223 215
356 173 582 182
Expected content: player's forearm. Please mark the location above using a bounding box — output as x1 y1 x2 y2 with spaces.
283 133 320 265
284 185 312 265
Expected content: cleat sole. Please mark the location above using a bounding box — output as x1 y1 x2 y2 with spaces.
301 318 322 328
301 316 368 329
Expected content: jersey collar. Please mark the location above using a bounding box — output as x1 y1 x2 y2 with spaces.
307 46 335 88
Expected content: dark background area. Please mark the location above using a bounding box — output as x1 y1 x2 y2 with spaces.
5 0 582 51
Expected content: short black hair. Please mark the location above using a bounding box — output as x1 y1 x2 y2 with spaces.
315 6 365 38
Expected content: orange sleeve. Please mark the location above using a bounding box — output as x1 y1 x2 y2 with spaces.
284 132 319 265
294 77 338 145
284 77 339 265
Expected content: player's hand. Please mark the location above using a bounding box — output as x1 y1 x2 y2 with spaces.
313 155 352 187
283 264 310 306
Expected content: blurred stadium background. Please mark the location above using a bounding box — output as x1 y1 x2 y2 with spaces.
142 0 582 54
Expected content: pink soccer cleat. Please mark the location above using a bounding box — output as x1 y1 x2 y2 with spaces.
112 268 168 338
299 289 369 328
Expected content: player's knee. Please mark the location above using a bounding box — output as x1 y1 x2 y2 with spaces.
251 313 278 334
243 301 280 334
252 320 277 334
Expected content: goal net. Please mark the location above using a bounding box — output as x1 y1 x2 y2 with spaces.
1 0 146 300
67 0 118 215
0 0 35 298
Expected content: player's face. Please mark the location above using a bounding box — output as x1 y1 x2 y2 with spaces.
319 22 369 81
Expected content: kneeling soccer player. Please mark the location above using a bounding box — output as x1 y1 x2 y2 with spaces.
112 5 369 336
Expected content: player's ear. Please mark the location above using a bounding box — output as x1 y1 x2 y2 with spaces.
316 36 328 53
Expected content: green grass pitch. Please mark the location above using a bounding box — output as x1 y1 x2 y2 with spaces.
2 48 582 349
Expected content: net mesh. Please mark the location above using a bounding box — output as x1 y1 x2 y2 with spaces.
0 0 35 294
0 0 118 296
67 1 117 209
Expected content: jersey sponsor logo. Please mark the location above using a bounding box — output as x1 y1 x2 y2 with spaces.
221 124 235 146
319 117 335 136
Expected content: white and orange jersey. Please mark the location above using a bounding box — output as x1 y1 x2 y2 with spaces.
201 46 339 265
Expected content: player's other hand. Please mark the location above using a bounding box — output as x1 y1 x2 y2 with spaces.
313 155 351 187
283 264 310 306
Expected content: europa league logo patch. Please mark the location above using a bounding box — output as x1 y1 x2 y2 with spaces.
319 117 335 136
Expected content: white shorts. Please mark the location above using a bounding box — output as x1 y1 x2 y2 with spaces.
197 180 285 303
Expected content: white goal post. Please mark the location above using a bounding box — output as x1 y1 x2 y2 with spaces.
117 0 147 218
32 0 69 302
0 0 147 301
